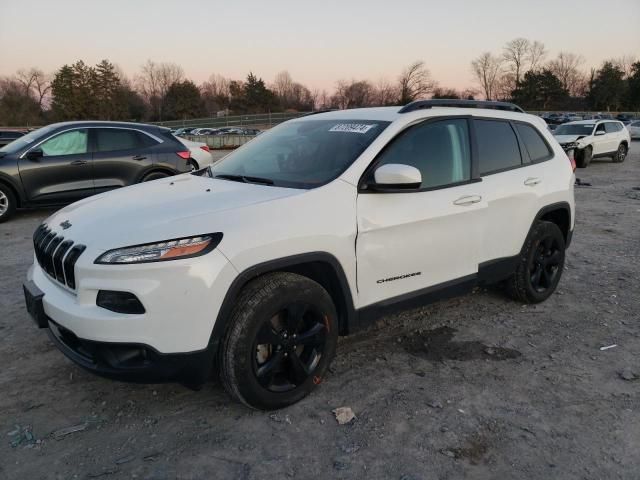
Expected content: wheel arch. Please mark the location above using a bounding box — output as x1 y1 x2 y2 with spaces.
0 175 24 208
137 167 178 183
530 202 572 248
209 252 356 358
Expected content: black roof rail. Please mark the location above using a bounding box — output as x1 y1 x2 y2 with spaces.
398 99 525 114
302 109 337 117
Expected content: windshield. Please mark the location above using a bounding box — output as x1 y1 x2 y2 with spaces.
554 124 594 136
0 125 57 154
209 119 389 189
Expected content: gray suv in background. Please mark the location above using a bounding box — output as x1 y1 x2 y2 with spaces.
0 121 196 222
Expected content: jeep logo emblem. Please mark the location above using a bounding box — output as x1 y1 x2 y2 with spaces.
60 220 72 230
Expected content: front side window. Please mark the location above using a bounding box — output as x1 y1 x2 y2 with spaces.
40 129 88 157
595 123 606 134
476 120 521 175
95 129 153 152
210 119 389 189
515 123 552 162
373 119 471 189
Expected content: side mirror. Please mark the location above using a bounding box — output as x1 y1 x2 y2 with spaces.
595 130 605 136
26 148 43 160
370 163 422 190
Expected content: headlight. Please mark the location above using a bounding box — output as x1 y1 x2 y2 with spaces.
95 233 222 264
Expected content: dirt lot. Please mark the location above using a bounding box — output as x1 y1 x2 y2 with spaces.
1 143 639 479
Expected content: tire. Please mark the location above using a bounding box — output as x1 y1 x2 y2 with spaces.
141 171 170 182
575 146 592 168
0 183 16 223
612 143 627 163
188 159 199 171
220 272 338 410
505 221 565 304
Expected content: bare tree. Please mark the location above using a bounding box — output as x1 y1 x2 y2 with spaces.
502 38 530 85
397 61 436 104
15 68 51 110
136 60 184 120
547 52 584 96
471 52 502 100
527 41 547 72
331 80 375 109
612 55 637 78
272 71 294 103
373 78 398 106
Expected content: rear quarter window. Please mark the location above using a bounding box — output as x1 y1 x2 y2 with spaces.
475 120 522 175
514 123 553 163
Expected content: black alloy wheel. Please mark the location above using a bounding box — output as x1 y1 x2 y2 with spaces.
529 235 563 293
253 302 328 392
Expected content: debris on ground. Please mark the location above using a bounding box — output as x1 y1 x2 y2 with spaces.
618 368 638 381
332 407 355 425
7 425 37 448
52 423 88 440
600 344 618 351
575 178 592 187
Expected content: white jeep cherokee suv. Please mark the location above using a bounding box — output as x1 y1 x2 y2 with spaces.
553 119 630 168
24 100 575 410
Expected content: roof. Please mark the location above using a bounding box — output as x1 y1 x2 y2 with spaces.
564 119 621 125
46 120 163 130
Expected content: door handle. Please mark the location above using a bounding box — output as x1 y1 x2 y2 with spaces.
524 177 542 186
132 155 147 161
70 160 88 166
453 195 482 206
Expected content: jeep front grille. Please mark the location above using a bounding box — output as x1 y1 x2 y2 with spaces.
33 224 86 290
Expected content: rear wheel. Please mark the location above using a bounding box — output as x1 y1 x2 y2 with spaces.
612 143 627 163
141 171 170 182
506 221 565 304
0 184 16 223
220 272 338 410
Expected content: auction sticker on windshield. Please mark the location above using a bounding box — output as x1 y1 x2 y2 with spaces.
329 123 378 134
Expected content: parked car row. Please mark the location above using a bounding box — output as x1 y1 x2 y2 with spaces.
542 112 637 126
0 121 215 222
172 127 261 137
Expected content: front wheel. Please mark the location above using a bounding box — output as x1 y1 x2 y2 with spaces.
0 184 16 223
505 221 566 304
219 272 338 410
612 143 627 163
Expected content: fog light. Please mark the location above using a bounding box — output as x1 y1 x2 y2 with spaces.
97 290 145 314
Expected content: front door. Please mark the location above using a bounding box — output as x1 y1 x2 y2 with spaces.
356 118 485 308
18 128 94 204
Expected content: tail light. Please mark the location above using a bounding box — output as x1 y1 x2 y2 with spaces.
176 151 190 160
200 145 210 152
566 149 576 172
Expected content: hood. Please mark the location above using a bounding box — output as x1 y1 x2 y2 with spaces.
553 134 586 143
45 174 302 250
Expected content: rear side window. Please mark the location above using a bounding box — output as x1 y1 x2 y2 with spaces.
514 123 552 162
94 129 156 153
374 118 471 189
475 120 521 175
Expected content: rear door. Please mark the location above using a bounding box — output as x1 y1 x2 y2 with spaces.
91 128 158 193
18 128 94 204
472 119 554 265
603 122 620 153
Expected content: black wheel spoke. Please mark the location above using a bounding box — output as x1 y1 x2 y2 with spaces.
546 250 562 267
531 267 542 288
288 352 309 385
256 323 282 345
285 303 308 332
294 322 325 346
541 268 552 288
256 350 285 387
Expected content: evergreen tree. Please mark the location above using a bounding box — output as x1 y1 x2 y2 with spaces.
511 69 568 110
163 80 204 120
587 62 626 111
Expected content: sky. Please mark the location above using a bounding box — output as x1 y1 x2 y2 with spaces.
0 0 638 92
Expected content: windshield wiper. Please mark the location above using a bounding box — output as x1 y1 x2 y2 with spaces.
214 173 274 186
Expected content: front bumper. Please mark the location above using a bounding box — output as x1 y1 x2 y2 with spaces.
26 247 238 354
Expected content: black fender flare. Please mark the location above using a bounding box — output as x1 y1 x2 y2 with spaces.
526 201 573 249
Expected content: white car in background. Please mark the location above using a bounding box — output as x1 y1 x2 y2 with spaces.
627 120 640 139
553 120 630 168
176 137 215 169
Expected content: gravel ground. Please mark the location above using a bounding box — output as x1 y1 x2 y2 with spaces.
1 142 639 479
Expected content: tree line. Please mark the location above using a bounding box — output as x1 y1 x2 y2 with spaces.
0 43 638 126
